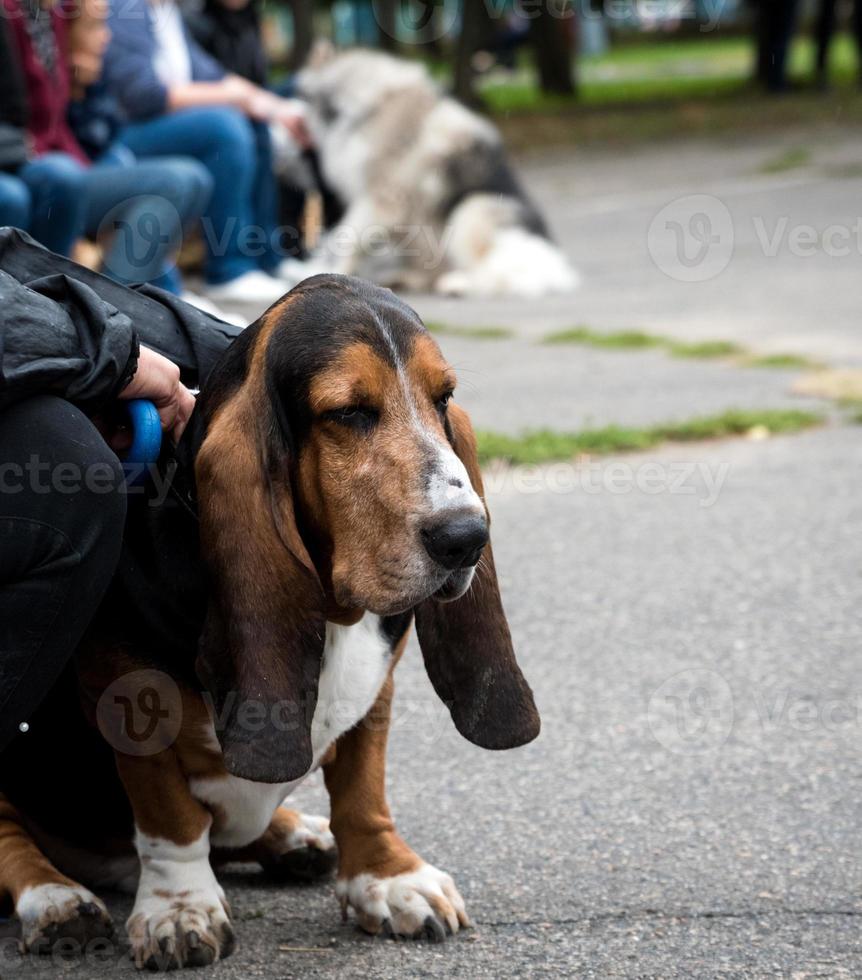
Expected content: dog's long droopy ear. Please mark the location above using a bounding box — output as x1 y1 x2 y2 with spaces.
415 404 540 750
195 329 326 784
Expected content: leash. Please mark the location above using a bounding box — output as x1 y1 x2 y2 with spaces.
121 399 163 487
121 398 199 519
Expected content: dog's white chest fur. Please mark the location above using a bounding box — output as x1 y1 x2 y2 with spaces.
191 614 393 848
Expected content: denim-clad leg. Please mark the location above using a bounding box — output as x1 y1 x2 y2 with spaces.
84 155 213 291
18 154 88 256
0 174 31 231
250 121 281 275
119 107 273 284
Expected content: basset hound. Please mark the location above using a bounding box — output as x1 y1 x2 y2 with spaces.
0 275 540 970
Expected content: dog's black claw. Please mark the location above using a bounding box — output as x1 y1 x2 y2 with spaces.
183 932 216 969
421 915 447 944
218 921 237 959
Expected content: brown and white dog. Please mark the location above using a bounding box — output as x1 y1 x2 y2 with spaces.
0 275 540 970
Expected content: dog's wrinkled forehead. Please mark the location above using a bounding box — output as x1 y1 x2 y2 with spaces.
264 275 431 416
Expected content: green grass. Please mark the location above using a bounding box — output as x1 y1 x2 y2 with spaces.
742 352 823 370
543 327 663 350
758 147 812 174
425 321 513 340
475 409 823 466
540 326 820 369
837 398 862 424
666 339 744 359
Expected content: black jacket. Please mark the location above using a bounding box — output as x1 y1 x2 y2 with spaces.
185 0 268 87
0 228 241 413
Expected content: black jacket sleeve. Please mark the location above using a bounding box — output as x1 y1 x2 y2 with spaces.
0 267 139 413
0 228 242 413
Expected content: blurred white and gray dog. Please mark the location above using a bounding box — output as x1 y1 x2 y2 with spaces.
287 47 579 297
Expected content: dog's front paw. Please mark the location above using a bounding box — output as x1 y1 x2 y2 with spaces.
258 810 338 882
337 863 470 942
16 882 114 954
127 884 234 970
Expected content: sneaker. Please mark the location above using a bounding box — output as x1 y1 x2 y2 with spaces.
204 270 287 306
274 256 332 288
180 291 248 328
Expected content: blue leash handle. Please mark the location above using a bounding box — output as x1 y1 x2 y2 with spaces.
123 399 162 486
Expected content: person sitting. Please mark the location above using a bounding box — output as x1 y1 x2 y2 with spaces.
184 0 331 259
102 0 311 305
1 0 214 293
0 225 236 753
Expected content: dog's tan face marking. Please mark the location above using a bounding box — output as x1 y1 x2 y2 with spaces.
298 333 478 615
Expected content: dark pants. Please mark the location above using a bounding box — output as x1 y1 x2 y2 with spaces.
0 396 127 752
757 0 801 91
816 0 862 76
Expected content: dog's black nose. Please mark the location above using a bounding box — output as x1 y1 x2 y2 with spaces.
421 514 489 570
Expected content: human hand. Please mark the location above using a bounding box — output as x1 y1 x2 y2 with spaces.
119 346 195 442
272 99 313 149
221 75 258 110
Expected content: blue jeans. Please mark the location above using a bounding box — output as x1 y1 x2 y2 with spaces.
119 108 280 284
0 173 31 230
17 152 213 292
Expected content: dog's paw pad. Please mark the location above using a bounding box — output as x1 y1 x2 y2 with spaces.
337 863 470 941
16 883 114 955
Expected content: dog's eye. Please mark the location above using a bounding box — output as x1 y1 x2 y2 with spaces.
322 406 378 431
435 392 454 415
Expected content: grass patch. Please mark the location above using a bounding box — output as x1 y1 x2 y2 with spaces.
476 409 823 466
742 352 823 370
758 147 812 174
543 326 663 350
541 326 821 370
425 321 513 340
666 339 744 359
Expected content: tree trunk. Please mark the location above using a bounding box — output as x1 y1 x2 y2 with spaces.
453 0 493 106
531 7 576 95
376 0 399 52
287 0 315 72
753 0 800 92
